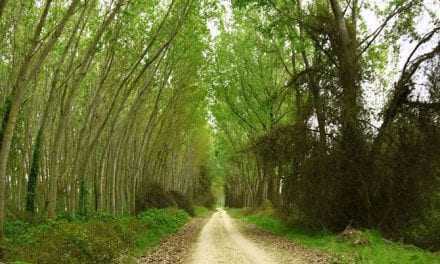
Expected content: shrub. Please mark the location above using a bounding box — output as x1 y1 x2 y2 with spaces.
4 220 31 238
135 208 189 249
405 209 440 251
2 220 132 263
135 182 195 216
193 165 216 209
1 209 190 264
168 191 195 216
135 183 176 213
238 209 440 264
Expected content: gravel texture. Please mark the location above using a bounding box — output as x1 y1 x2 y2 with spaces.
138 217 207 264
188 209 330 264
140 209 331 264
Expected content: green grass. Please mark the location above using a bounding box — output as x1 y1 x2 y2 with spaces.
1 208 191 264
194 206 212 217
134 208 189 254
230 209 440 264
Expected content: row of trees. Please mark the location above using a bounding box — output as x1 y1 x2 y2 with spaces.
0 0 214 237
211 0 440 246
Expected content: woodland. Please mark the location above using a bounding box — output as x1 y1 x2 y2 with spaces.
213 0 440 250
0 0 439 262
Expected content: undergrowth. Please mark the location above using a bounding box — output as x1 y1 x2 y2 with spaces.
0 208 190 264
194 206 211 217
229 208 440 264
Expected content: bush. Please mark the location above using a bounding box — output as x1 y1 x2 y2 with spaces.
1 209 190 264
405 210 440 251
194 191 216 209
194 206 211 217
265 113 440 240
236 209 440 264
2 220 133 263
135 183 195 216
168 191 195 216
193 165 216 209
4 220 31 238
135 183 176 213
135 208 189 249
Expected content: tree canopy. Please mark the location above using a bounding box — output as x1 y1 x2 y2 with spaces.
0 0 439 251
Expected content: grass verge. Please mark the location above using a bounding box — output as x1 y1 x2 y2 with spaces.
194 206 211 218
229 208 440 264
1 208 191 264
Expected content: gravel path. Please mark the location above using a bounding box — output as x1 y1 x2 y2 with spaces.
139 217 207 264
187 209 328 264
140 209 330 264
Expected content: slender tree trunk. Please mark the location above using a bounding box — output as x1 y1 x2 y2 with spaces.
328 0 360 144
0 0 80 234
0 0 8 19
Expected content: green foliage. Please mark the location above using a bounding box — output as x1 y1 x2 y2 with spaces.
232 0 271 9
404 208 440 251
0 209 190 264
135 183 177 213
233 210 440 264
168 191 195 216
135 183 196 216
212 0 440 251
0 0 213 240
194 206 211 217
193 165 216 209
0 97 11 140
135 208 189 250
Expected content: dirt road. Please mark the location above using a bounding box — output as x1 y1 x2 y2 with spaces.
140 209 329 264
188 209 311 264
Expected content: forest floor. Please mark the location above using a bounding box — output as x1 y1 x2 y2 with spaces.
230 209 440 264
141 209 329 264
138 216 207 264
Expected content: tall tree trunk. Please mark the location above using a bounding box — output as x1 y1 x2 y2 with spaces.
328 0 361 145
0 0 8 20
0 0 80 235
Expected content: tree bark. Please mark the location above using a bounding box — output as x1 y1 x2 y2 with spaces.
0 0 80 235
0 0 7 19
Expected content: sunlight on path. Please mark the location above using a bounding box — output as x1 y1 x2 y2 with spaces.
188 209 301 264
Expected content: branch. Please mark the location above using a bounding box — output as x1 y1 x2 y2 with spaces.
223 87 257 132
343 0 352 17
405 101 440 112
373 41 440 148
285 66 320 87
358 0 418 55
275 44 294 77
401 26 440 76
